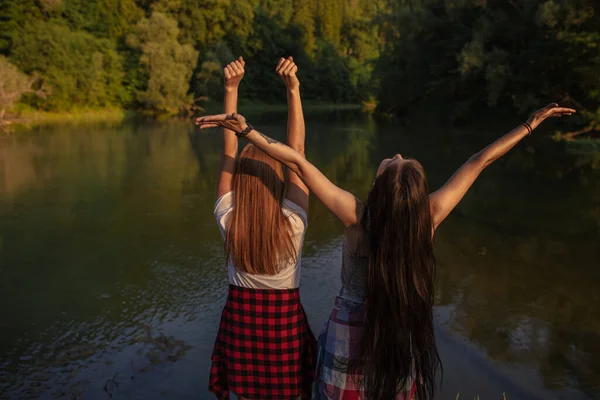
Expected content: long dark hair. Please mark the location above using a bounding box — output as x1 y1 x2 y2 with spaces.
355 160 440 399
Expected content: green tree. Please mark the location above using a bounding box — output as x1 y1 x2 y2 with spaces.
316 0 344 47
0 0 42 54
291 0 317 57
127 12 198 113
61 0 142 38
376 0 600 135
11 22 124 110
0 56 46 122
2 0 383 112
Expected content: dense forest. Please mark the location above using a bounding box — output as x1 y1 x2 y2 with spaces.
0 0 598 136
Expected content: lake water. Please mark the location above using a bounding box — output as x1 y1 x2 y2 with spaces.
0 111 598 399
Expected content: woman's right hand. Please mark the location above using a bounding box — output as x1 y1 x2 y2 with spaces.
276 56 299 92
526 103 576 130
196 113 248 134
224 57 245 91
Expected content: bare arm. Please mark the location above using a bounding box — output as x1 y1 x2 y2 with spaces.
276 56 309 212
196 114 360 227
216 57 245 199
429 103 576 229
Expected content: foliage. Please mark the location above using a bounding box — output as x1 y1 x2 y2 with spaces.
11 22 123 110
2 0 599 132
126 12 198 113
0 56 46 122
375 0 600 134
2 0 382 113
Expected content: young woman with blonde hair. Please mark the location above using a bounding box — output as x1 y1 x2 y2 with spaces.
208 56 316 400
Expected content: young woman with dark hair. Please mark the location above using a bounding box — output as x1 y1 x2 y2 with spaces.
198 103 575 399
208 56 316 400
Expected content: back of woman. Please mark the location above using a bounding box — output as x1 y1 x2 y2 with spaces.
215 144 306 288
207 57 316 400
314 161 436 400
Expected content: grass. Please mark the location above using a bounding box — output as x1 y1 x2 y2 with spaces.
14 107 129 126
3 101 363 131
455 393 508 400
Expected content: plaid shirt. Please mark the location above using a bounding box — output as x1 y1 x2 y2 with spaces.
313 297 415 400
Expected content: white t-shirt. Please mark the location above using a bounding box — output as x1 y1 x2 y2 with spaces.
214 191 308 289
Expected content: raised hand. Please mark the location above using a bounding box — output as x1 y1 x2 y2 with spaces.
196 113 248 134
224 56 245 91
527 103 576 130
276 56 299 92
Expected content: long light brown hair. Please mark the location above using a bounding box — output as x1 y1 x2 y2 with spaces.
225 144 296 275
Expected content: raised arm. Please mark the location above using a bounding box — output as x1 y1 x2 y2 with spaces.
216 57 245 199
429 103 576 229
276 56 309 212
196 113 361 227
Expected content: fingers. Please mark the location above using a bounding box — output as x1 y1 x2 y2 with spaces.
549 107 577 117
197 123 219 129
277 58 291 75
276 57 285 71
195 114 228 124
195 118 219 126
230 61 242 75
276 56 297 77
276 56 295 74
225 65 238 80
556 107 576 113
234 59 244 72
230 112 246 123
283 61 296 75
538 104 576 118
224 57 245 80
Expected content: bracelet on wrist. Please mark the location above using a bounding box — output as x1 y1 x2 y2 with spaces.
522 121 533 135
236 124 253 138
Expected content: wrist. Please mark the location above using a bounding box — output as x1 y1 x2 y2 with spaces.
526 116 541 131
235 123 252 138
224 85 239 93
286 86 300 95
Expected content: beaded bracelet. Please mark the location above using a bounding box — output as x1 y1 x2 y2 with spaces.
236 124 254 138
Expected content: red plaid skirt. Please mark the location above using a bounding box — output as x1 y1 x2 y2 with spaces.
209 285 317 400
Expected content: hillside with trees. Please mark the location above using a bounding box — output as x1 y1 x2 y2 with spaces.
0 0 598 137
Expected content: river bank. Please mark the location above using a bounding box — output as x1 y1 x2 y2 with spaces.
3 102 362 127
1 108 130 130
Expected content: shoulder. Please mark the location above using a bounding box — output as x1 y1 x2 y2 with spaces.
282 198 308 231
214 191 233 224
344 203 368 255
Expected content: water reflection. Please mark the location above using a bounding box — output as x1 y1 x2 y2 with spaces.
0 114 598 399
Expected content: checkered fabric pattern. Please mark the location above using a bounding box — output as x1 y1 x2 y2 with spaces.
209 284 317 400
313 297 415 400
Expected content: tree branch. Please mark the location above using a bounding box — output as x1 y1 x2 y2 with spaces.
562 126 597 140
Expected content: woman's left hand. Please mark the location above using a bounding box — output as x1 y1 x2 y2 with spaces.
276 56 299 92
195 113 248 134
527 103 576 130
